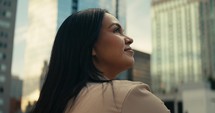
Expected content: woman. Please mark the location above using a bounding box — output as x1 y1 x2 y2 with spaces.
32 8 170 113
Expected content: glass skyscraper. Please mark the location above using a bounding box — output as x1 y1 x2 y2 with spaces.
151 0 215 93
0 0 17 113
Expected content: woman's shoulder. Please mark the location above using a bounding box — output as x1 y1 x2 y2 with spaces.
86 80 150 102
115 80 170 113
111 80 150 91
87 80 150 95
110 80 151 101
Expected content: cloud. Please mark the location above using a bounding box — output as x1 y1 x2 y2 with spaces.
14 25 28 44
12 25 27 77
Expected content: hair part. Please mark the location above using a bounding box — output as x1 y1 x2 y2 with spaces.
31 8 111 113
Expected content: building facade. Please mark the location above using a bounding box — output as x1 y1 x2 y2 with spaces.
0 0 17 113
132 50 151 86
182 82 215 113
151 0 215 93
22 0 57 111
10 76 23 113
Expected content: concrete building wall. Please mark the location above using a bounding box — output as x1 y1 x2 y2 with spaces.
0 0 17 113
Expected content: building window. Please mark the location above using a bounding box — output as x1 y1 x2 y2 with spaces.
0 0 11 7
0 42 7 48
5 11 11 18
0 42 7 49
0 64 6 71
0 19 10 28
4 32 8 38
1 10 6 16
3 0 6 5
3 43 7 48
72 0 78 13
0 31 8 38
0 76 5 83
8 1 11 7
0 31 4 37
0 87 3 93
0 53 6 60
0 98 3 106
0 32 2 37
3 0 11 7
0 42 2 48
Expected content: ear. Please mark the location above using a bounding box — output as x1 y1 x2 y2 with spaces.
92 48 96 56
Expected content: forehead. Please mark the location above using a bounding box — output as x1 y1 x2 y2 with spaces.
102 13 119 28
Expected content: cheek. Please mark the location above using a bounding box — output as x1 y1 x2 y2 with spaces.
101 34 124 51
95 32 125 59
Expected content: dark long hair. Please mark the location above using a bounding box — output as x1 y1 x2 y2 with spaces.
31 8 111 113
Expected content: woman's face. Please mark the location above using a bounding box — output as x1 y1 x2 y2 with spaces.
93 13 134 79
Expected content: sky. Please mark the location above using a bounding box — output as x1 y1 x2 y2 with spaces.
11 0 151 78
126 0 151 53
12 0 28 78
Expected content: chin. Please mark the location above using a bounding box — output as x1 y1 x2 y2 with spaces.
124 53 135 66
129 56 135 64
124 58 135 70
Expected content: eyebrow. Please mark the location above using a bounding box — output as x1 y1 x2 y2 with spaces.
108 23 122 29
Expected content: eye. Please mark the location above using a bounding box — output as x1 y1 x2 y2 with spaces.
113 27 121 33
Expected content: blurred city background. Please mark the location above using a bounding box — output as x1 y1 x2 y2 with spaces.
0 0 215 113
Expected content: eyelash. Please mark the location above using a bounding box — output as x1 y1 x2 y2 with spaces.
113 27 123 34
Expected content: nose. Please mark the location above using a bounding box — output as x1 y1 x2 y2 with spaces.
125 36 133 45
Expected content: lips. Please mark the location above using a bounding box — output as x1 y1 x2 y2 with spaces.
124 47 134 56
124 47 132 51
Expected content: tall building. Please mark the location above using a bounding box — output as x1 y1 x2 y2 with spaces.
151 0 215 93
40 60 48 90
182 82 215 113
10 76 23 101
0 0 17 113
10 76 23 113
132 50 151 86
22 0 57 111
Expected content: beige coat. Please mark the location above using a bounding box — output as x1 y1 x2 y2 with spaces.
65 80 170 113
